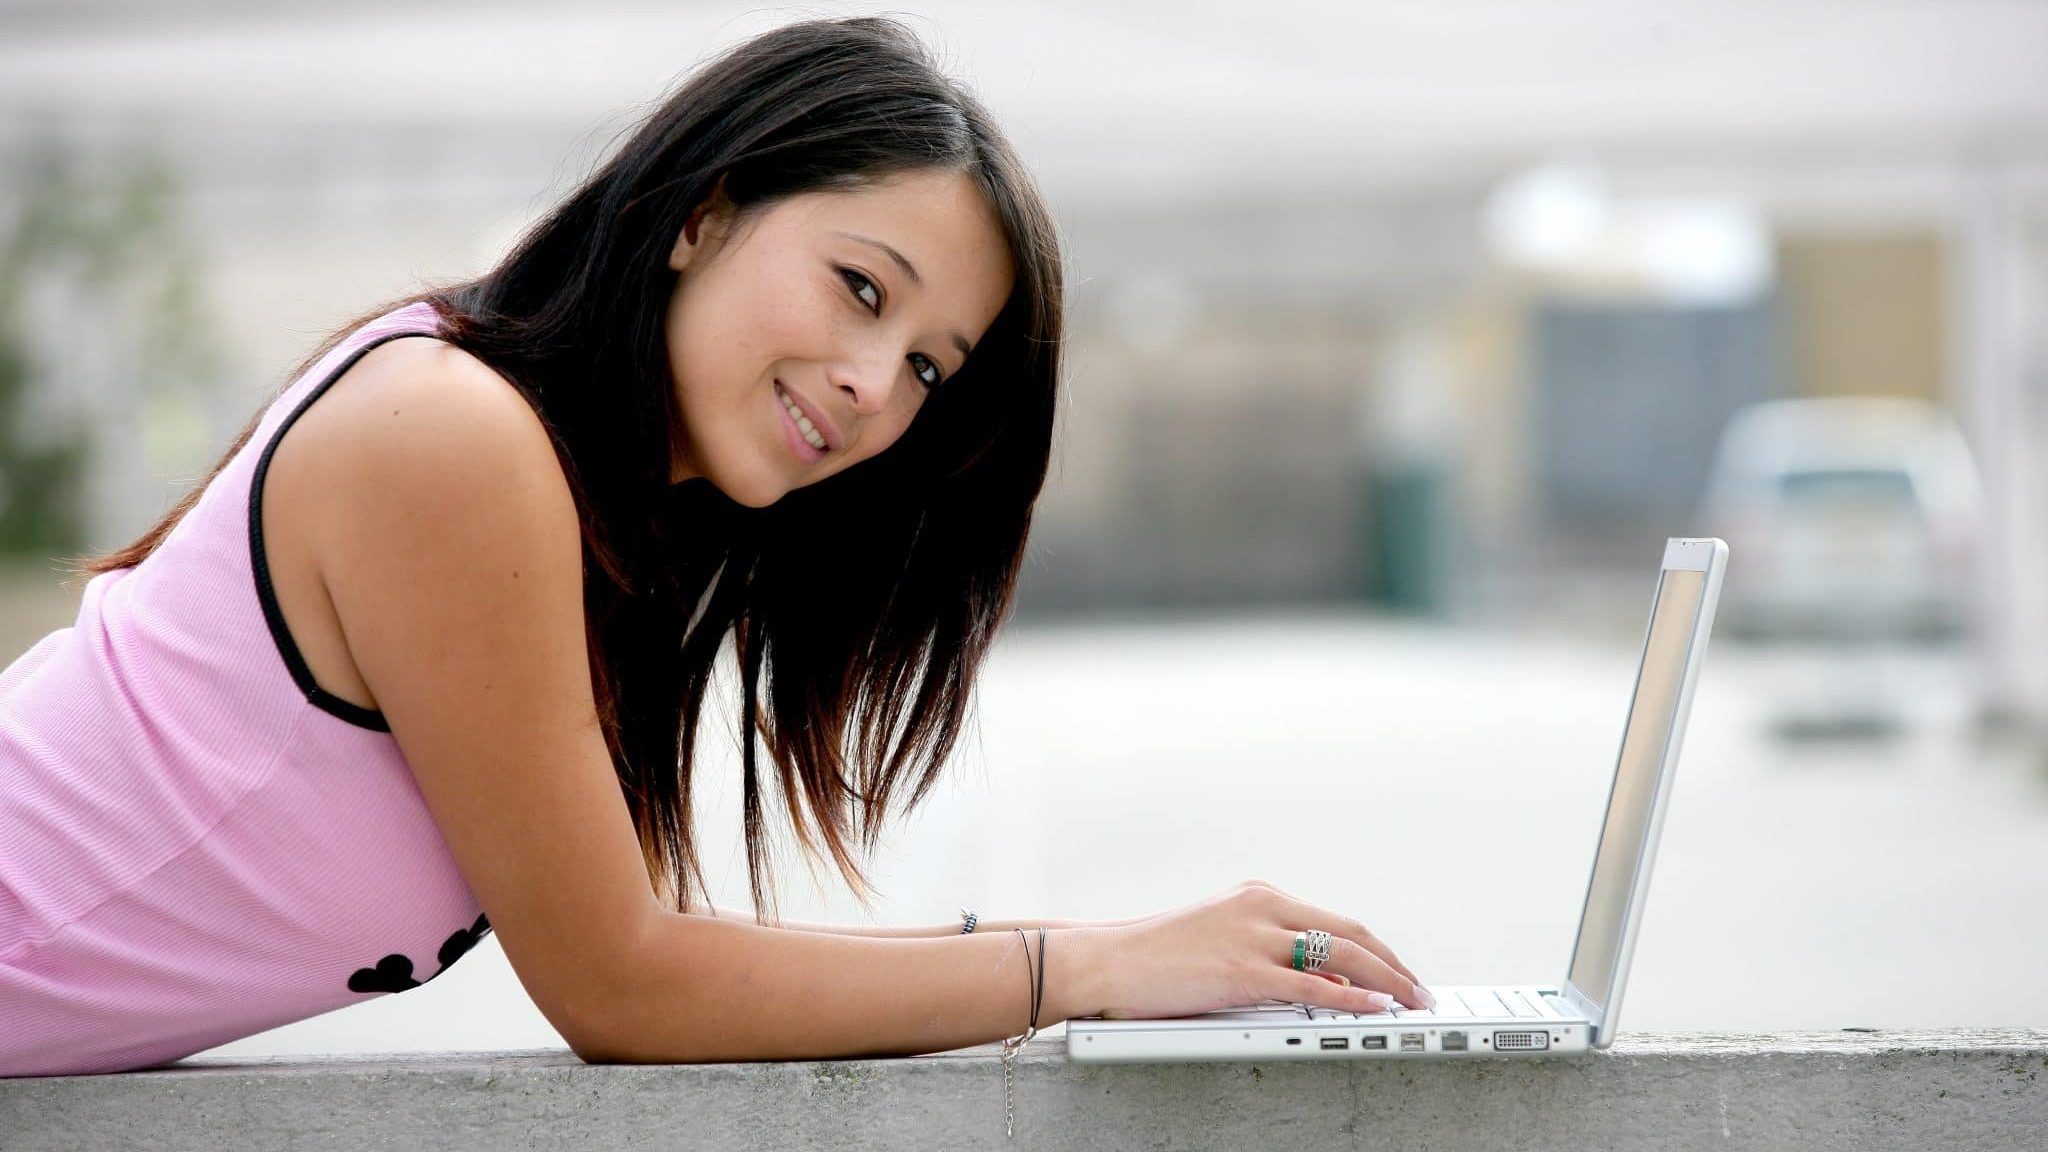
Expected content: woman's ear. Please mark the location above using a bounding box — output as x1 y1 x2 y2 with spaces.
669 177 735 273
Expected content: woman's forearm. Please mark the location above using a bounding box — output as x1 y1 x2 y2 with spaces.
575 911 1112 1063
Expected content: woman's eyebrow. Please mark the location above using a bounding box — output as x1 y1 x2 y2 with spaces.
835 231 921 284
833 230 974 361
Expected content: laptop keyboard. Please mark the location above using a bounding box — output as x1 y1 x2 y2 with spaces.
1299 986 1552 1021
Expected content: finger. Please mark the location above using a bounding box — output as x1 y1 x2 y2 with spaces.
1352 924 1418 986
1272 968 1395 1016
1311 971 1351 989
1330 935 1432 1010
1281 929 1428 1010
1278 898 1420 986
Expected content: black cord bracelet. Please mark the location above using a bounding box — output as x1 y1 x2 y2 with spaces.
1030 925 1046 1031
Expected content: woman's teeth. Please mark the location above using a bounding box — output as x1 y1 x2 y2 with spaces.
778 385 827 451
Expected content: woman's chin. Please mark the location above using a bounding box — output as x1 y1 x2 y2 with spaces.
702 465 791 509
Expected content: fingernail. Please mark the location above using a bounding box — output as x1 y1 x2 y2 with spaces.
1334 974 1351 988
1366 992 1395 1011
1416 986 1437 1010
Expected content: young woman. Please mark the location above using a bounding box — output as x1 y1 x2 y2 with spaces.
0 17 1427 1078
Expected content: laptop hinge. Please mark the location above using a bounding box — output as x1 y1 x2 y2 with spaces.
1559 980 1606 1039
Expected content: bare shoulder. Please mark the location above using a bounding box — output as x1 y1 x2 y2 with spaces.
282 334 578 595
296 335 563 504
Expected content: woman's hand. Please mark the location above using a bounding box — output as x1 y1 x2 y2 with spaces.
1075 879 1428 1021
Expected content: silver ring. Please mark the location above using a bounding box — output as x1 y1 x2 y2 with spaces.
1303 929 1332 971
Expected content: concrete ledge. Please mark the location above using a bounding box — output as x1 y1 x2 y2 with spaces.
4 1031 2045 1151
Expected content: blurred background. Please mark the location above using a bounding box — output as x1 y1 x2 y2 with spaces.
1 0 2044 1057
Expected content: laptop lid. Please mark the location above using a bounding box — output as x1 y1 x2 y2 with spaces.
1561 537 1727 1047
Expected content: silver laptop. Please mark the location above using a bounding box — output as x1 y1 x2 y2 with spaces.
1067 537 1728 1062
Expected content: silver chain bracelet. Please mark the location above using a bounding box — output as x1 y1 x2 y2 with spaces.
1001 927 1046 1138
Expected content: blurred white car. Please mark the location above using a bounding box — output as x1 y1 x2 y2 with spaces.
1701 397 1982 643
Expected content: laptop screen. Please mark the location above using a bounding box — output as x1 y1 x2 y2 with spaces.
1565 566 1708 1009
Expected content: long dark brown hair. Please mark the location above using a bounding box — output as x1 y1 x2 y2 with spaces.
72 16 1064 923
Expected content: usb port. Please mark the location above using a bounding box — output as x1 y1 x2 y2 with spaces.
1442 1031 1468 1052
1361 1035 1388 1050
1319 1036 1349 1050
1399 1033 1425 1052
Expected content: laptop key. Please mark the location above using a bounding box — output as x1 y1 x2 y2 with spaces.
1425 990 1462 1017
1499 990 1539 1019
1459 989 1507 1017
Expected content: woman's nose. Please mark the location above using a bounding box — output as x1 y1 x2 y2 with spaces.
826 354 898 417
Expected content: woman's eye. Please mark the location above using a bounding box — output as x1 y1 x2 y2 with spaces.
840 268 880 312
839 267 940 386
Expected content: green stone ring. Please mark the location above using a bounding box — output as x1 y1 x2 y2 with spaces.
1292 933 1307 971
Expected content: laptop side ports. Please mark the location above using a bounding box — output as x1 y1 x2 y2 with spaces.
1441 1030 1468 1052
1319 1036 1349 1050
1493 1030 1550 1051
1360 1035 1388 1050
1399 1033 1425 1052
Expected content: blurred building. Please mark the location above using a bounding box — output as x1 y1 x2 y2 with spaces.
2 0 2046 721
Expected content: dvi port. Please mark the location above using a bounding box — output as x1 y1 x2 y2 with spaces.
1492 1030 1549 1051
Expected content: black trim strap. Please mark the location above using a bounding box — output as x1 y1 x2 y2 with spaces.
248 331 442 732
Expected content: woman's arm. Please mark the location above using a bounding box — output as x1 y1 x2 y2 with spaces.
582 912 1112 1062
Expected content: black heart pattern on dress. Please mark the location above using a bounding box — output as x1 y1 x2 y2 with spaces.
347 913 493 994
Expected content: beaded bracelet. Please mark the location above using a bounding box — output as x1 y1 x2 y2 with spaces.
959 906 980 934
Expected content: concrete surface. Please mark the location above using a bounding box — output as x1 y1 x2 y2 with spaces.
4 1032 2045 1151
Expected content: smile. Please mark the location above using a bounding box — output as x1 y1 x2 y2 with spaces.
775 381 829 460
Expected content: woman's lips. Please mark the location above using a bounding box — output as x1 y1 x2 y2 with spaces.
775 382 827 465
775 379 839 452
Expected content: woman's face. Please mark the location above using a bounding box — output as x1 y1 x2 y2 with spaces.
663 168 1014 507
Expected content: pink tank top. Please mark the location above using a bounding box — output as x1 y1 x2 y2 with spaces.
0 300 490 1077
